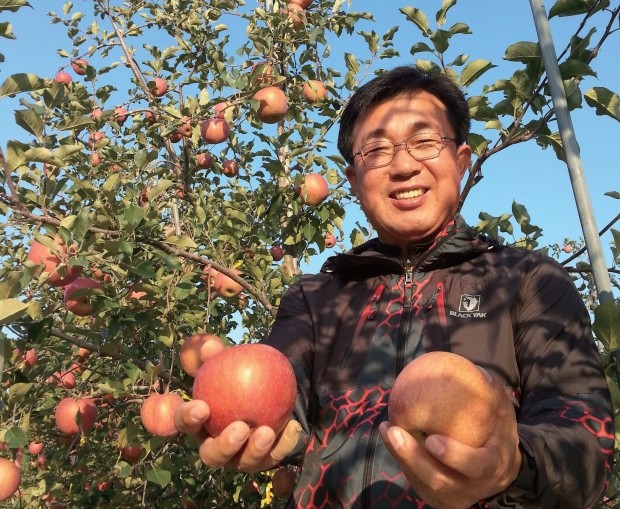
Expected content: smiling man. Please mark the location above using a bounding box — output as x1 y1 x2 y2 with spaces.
176 66 613 509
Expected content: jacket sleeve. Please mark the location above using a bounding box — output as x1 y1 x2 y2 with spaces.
490 255 614 509
263 277 316 464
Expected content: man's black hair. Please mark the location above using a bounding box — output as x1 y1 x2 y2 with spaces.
337 65 471 165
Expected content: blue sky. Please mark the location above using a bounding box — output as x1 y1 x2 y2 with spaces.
1 1 618 279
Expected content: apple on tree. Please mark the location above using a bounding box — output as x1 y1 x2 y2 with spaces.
54 397 98 436
296 173 329 206
213 268 244 298
54 71 72 85
270 245 284 262
63 277 103 316
252 86 288 124
27 236 82 287
28 441 44 456
114 106 129 125
70 58 89 76
222 159 239 177
302 79 328 103
200 117 229 144
388 351 499 448
192 343 297 436
148 77 168 97
196 152 214 169
140 392 184 437
324 232 337 248
179 333 224 377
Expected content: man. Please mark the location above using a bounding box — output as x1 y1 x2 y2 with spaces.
176 66 614 508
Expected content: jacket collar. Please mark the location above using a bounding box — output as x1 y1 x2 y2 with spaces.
321 215 499 276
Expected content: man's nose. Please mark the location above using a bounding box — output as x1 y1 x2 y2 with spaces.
389 143 419 174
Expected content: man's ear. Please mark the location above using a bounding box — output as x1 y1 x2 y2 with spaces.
345 166 357 197
457 144 472 179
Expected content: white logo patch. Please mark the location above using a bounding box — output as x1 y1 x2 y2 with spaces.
449 294 487 318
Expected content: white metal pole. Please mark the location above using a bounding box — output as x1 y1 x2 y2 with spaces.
529 0 613 304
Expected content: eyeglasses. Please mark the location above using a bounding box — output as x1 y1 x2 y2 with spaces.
352 133 457 168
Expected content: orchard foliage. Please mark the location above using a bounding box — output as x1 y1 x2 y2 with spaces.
0 0 619 507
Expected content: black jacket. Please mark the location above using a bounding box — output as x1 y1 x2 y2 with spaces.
265 216 613 508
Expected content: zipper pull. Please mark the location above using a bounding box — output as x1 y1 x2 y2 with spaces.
403 263 413 309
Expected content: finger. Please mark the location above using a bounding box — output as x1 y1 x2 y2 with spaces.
232 426 277 472
174 400 210 435
269 419 303 464
199 336 226 362
198 421 251 469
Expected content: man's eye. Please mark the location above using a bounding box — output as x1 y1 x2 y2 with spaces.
364 144 392 156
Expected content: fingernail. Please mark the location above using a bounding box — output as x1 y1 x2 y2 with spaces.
390 428 405 448
425 436 445 456
477 365 493 382
254 433 274 451
229 425 249 445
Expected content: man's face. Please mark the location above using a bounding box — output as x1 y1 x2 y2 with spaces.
345 92 471 251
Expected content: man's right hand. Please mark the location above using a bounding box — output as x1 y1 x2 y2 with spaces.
174 400 302 472
173 337 302 473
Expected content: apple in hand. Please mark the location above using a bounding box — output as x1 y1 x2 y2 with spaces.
388 351 498 448
192 343 296 436
0 458 20 502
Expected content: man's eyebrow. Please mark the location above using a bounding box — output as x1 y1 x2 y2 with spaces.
359 121 437 144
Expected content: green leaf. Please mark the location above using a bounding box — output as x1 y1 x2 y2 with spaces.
146 466 172 488
147 179 174 201
8 382 33 402
152 249 182 271
0 271 23 299
164 235 197 249
400 7 430 35
593 300 620 352
0 73 46 98
0 0 32 13
124 205 146 229
14 108 44 138
549 0 609 18
460 59 495 87
58 115 95 131
605 192 620 200
504 42 541 63
0 298 41 326
24 147 64 167
130 261 156 280
2 426 27 448
344 53 359 74
584 87 620 121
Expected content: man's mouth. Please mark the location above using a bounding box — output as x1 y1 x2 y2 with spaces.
393 188 425 200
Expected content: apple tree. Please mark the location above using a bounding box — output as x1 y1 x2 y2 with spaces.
1 0 619 507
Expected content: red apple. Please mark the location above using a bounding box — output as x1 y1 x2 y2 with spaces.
55 397 97 435
270 245 284 261
71 58 88 76
149 77 168 97
144 109 157 124
28 441 44 455
214 101 233 119
177 116 193 137
388 351 499 448
324 232 337 248
114 106 129 125
563 244 573 253
213 268 243 298
54 71 72 85
303 80 328 103
63 277 103 316
272 466 298 498
200 117 229 144
0 457 20 502
169 132 183 143
27 237 81 287
22 348 38 368
222 159 239 177
289 0 312 7
196 152 214 169
296 173 329 206
193 343 296 436
47 370 76 389
140 392 183 437
88 131 106 148
91 107 103 121
253 86 288 124
90 151 101 166
249 61 275 85
179 333 223 377
283 3 306 25
120 444 143 463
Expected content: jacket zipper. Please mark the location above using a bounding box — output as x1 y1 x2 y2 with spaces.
361 263 414 509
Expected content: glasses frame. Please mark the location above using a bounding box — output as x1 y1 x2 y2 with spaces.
352 133 457 169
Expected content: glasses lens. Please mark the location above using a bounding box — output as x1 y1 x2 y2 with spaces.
407 133 442 160
360 141 394 167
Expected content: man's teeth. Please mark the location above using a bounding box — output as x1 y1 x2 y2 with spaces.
394 189 423 199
